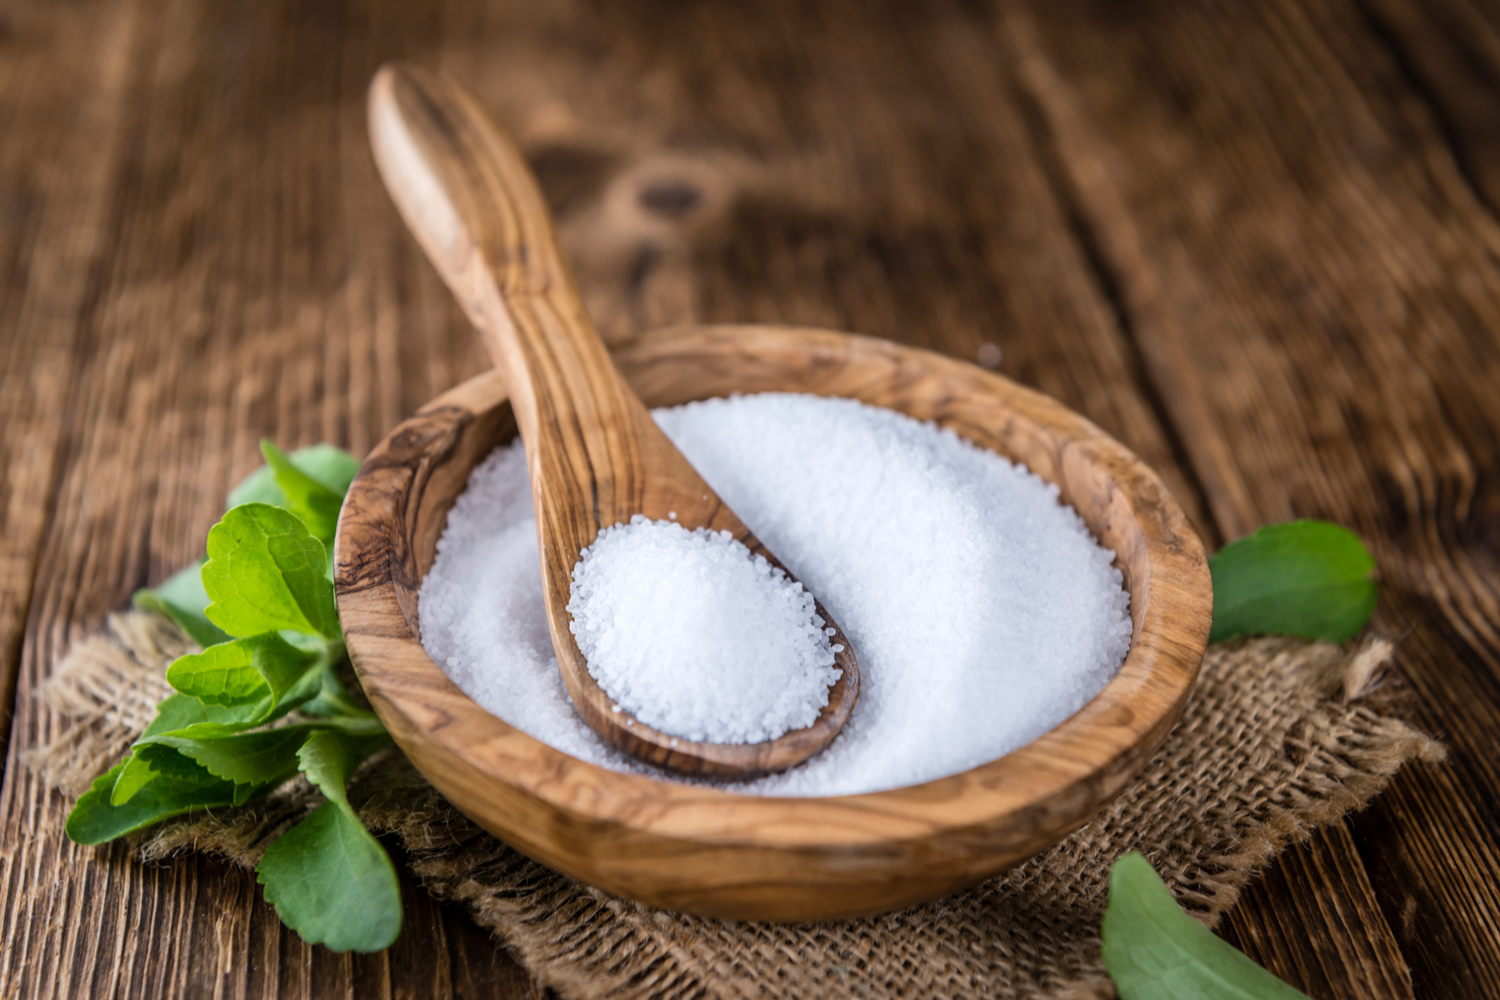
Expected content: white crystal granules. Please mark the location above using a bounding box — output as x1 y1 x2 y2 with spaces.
566 517 839 744
418 393 1133 796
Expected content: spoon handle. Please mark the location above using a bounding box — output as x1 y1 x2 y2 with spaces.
368 63 672 520
367 64 862 776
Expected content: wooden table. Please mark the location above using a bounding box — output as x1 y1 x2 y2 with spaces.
2 1 1496 996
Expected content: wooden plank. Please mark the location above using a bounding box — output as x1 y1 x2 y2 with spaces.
1008 0 1500 995
569 0 1213 532
0 0 138 765
1221 822 1415 998
0 0 526 997
1338 3 1500 978
1359 0 1500 211
1002 10 1419 996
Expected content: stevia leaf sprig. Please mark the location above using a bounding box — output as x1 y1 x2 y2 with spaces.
68 441 400 954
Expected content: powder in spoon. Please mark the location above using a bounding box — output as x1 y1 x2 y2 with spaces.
565 517 839 743
418 393 1132 796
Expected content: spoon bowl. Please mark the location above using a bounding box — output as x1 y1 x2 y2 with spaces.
334 323 1213 922
367 64 858 775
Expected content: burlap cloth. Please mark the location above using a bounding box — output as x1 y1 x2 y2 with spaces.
28 610 1442 1000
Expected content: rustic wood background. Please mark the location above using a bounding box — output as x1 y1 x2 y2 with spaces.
1 0 1496 997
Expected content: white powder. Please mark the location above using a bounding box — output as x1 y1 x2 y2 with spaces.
566 517 839 744
418 393 1133 796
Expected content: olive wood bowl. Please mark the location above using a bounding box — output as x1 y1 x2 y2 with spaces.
334 323 1213 923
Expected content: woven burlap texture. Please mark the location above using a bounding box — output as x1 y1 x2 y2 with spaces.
30 610 1442 1000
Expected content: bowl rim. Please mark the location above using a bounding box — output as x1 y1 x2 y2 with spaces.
335 323 1213 853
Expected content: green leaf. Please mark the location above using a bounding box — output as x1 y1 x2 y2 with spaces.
202 503 339 640
227 466 285 508
111 696 286 805
141 725 315 788
257 803 402 953
141 692 264 739
68 439 396 949
67 759 240 845
1103 852 1311 999
166 632 322 720
298 666 375 720
109 751 161 805
228 443 361 511
1209 520 1378 644
132 561 232 648
134 712 383 787
292 727 385 805
109 742 228 805
260 440 345 544
256 730 400 952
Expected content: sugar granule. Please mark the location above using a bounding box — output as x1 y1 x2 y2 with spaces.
565 517 838 744
418 393 1133 796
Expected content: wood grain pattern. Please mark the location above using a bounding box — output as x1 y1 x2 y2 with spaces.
2 0 1497 993
1221 820 1416 999
0 0 136 772
366 65 860 777
334 324 1213 922
0 2 523 997
1007 2 1500 994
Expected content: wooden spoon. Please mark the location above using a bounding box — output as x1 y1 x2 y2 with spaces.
366 64 859 777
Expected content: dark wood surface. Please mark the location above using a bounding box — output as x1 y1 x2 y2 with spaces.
0 0 1495 996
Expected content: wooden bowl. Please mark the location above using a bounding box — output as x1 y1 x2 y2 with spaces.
334 324 1213 923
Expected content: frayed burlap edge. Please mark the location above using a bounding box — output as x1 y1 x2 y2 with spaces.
30 612 1444 1000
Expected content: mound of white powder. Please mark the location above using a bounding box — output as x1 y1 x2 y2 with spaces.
566 517 839 744
418 393 1133 796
